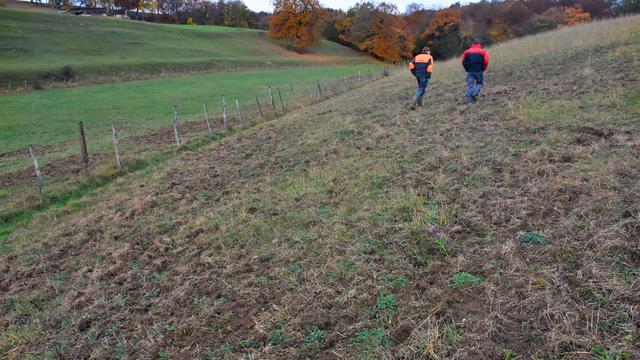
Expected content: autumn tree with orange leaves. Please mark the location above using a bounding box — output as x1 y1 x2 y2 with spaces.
371 3 414 61
559 4 592 28
418 8 461 58
337 2 413 62
269 0 325 48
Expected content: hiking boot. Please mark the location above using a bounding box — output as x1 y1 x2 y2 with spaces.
471 94 478 102
409 95 418 110
417 95 424 107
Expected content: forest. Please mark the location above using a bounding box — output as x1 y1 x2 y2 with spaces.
271 0 639 61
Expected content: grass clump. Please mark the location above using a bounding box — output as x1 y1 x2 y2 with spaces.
371 294 398 318
351 327 387 349
590 345 633 360
203 343 234 359
520 231 549 244
303 326 327 349
267 329 285 346
501 348 515 360
450 272 481 288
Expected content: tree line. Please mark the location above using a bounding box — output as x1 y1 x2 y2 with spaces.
54 0 639 60
61 0 269 28
270 0 640 61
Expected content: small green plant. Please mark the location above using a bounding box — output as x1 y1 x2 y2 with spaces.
444 324 462 346
434 237 449 256
365 174 387 190
371 294 398 318
622 332 637 345
165 323 177 333
526 331 541 346
520 231 549 244
54 271 69 284
193 298 207 308
590 345 633 360
303 326 327 349
267 329 285 346
351 327 387 349
289 263 303 274
410 247 431 267
325 259 355 280
450 272 481 288
393 276 409 287
501 348 515 360
337 127 350 139
158 348 170 360
239 338 260 349
203 343 234 359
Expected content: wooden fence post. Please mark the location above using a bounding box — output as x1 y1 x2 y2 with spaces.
77 121 90 174
307 86 314 101
28 145 44 196
235 98 243 127
255 95 264 119
277 87 285 112
112 122 123 169
172 105 181 146
268 86 276 111
203 101 212 136
316 80 323 99
222 96 228 130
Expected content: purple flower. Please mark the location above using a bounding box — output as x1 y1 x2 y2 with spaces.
427 225 436 234
436 232 445 238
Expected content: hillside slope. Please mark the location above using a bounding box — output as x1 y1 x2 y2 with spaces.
0 8 371 85
1 16 639 359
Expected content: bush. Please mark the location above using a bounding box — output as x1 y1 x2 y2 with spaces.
60 65 75 81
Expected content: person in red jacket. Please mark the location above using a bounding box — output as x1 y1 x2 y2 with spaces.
461 39 489 104
408 47 434 110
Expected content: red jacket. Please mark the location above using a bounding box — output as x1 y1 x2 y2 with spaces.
461 43 489 72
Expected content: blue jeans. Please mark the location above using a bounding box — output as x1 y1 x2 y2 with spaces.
415 76 429 97
466 72 484 102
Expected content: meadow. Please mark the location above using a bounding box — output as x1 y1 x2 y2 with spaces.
0 65 381 155
0 7 369 86
0 7 639 359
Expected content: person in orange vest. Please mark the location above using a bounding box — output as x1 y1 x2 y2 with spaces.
408 47 434 110
461 39 489 103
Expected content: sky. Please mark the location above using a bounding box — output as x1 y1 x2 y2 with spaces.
244 0 463 13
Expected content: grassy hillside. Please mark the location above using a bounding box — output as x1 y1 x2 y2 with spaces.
0 7 370 86
1 16 639 359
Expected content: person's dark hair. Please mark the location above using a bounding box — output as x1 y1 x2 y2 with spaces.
473 38 482 44
422 46 430 53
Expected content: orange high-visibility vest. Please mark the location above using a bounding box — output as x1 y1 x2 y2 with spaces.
409 54 434 74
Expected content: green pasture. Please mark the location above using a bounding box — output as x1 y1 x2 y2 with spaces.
0 7 370 83
0 65 382 165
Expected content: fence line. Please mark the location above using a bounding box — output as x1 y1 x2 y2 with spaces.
2 67 398 199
